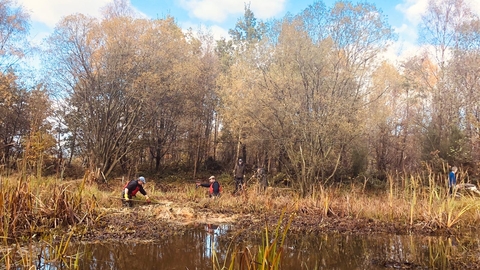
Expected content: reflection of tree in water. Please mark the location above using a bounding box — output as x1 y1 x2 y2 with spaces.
281 233 459 269
67 231 473 269
73 226 230 270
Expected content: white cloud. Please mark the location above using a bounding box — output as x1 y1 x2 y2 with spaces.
249 0 286 19
467 0 480 15
396 0 429 25
394 23 418 43
379 38 414 66
397 0 480 25
18 0 112 28
180 21 229 40
208 24 230 40
179 0 286 23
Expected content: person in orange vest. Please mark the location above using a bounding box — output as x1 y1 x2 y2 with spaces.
122 176 151 207
196 175 221 198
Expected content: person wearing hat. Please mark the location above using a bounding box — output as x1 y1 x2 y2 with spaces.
196 175 221 198
122 176 150 207
233 158 246 194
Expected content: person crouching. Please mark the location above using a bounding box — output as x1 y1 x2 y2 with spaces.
196 176 221 198
122 176 150 207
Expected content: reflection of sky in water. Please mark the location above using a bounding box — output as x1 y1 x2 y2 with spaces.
21 229 475 270
203 224 228 259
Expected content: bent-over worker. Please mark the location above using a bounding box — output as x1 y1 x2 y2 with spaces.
122 176 150 207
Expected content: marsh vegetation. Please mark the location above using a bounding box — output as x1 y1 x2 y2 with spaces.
2 169 480 269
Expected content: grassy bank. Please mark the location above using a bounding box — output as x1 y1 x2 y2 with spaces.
150 172 480 232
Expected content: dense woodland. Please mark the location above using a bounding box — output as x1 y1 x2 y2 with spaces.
0 0 479 195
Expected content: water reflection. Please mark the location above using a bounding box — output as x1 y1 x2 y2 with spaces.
69 224 231 270
203 224 220 259
24 227 480 270
283 233 453 269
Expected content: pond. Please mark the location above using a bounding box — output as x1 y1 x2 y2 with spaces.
32 224 480 269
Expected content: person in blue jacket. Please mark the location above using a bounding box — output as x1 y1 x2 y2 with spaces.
449 166 457 196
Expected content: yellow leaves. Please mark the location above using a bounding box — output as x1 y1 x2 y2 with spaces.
420 56 439 88
28 89 52 129
0 72 16 105
372 61 402 91
369 61 402 118
23 131 56 161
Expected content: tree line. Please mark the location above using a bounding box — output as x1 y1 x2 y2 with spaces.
0 0 479 195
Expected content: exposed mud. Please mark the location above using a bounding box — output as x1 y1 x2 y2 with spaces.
81 198 452 244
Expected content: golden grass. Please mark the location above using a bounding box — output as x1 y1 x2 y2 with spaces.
147 173 480 231
0 172 96 269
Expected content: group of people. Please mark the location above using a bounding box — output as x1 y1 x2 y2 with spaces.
121 174 222 206
121 158 268 206
122 162 462 207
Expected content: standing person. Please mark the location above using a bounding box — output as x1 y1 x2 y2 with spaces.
449 166 457 196
122 176 151 207
196 175 222 198
233 158 246 194
255 166 268 192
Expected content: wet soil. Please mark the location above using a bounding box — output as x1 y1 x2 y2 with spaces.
82 197 451 243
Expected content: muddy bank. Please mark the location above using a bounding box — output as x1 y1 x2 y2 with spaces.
73 197 480 269
81 198 456 243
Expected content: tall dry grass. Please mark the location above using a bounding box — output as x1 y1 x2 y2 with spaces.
0 171 98 269
300 173 480 230
178 172 480 232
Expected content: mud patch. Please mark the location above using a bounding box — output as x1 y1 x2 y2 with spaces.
85 199 443 244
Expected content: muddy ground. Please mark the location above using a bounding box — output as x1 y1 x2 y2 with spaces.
82 197 453 243
80 176 480 244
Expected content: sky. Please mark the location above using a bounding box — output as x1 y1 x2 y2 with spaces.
15 0 480 62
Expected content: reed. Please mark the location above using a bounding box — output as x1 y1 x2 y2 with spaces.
212 210 293 270
186 172 480 231
0 172 98 269
409 176 418 226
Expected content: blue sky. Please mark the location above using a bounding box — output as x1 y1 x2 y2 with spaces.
15 0 480 61
128 0 424 42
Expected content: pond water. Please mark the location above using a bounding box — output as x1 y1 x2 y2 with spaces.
41 224 480 269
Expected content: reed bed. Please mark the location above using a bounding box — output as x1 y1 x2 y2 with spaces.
40 170 480 234
0 172 98 269
164 172 480 232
